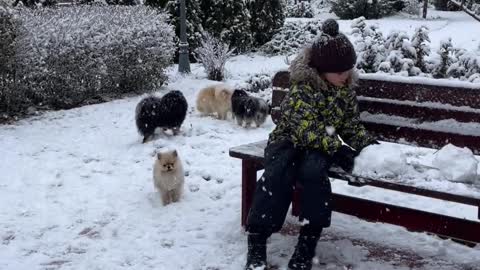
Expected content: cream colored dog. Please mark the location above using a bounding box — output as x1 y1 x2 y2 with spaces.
153 149 185 205
196 84 233 120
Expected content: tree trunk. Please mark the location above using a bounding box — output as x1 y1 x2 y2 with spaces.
423 0 428 18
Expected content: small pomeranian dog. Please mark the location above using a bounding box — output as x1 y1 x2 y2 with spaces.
135 90 188 143
153 149 185 206
196 84 233 120
231 89 269 127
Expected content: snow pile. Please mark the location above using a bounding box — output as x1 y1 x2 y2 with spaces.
432 144 479 183
353 143 409 179
353 142 479 185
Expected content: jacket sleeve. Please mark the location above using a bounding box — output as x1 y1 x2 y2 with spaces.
340 89 375 151
279 84 342 155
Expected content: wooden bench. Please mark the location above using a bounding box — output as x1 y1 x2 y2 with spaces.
229 71 480 245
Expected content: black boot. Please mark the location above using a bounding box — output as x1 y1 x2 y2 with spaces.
245 233 268 270
287 233 320 270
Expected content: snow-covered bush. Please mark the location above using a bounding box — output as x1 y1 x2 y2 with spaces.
15 6 174 110
261 20 322 55
351 17 387 73
195 32 234 81
245 73 272 93
447 49 480 81
433 38 455 78
402 0 421 15
0 3 22 115
411 25 430 72
379 30 421 76
331 0 401 19
286 0 314 18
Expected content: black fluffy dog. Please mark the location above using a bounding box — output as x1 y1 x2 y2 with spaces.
231 89 269 128
135 90 188 143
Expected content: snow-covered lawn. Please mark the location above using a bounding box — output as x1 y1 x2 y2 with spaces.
2 10 480 270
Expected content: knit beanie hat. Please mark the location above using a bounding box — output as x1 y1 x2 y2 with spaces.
309 19 357 74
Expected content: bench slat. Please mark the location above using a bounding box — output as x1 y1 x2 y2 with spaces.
358 97 480 123
357 78 480 109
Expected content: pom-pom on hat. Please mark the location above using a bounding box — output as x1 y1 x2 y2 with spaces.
309 19 357 74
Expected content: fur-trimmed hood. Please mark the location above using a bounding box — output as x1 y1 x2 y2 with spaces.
288 47 357 90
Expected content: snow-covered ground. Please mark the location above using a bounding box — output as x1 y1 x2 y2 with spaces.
2 10 480 270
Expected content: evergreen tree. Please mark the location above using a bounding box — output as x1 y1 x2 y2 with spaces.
221 0 252 52
351 17 387 73
200 0 222 37
144 0 169 8
332 0 401 19
249 0 286 46
105 0 137 5
411 25 430 72
166 0 204 61
380 30 420 76
434 38 454 78
200 0 252 53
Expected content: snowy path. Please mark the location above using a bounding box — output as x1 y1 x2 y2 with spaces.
1 57 480 270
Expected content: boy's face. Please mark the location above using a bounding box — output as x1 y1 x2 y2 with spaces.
323 69 351 87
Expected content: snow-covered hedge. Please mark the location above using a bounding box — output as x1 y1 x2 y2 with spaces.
6 6 174 115
261 20 322 55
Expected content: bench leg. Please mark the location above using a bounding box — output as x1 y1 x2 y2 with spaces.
242 160 259 227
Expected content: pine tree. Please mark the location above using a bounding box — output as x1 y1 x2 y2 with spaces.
200 0 253 53
221 0 252 53
166 0 204 61
381 30 420 76
434 38 454 78
352 19 387 73
144 0 169 8
249 0 286 46
411 26 430 72
332 0 400 19
200 0 223 38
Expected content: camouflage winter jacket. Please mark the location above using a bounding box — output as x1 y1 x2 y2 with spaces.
268 48 375 156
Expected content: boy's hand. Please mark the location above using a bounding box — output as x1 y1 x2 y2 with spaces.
332 145 358 174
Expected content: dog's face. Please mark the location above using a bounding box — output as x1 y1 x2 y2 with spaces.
157 150 179 172
254 99 269 126
232 89 248 100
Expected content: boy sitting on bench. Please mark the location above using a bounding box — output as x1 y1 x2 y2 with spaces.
245 19 379 270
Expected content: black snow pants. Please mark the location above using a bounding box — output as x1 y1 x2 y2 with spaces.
246 140 333 236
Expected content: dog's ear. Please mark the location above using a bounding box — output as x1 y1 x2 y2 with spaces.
172 150 178 157
157 153 162 160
